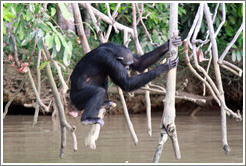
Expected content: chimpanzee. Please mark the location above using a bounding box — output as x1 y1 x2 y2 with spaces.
70 38 181 126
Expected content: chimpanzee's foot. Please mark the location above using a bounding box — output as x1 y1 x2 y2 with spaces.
81 117 104 126
102 100 116 110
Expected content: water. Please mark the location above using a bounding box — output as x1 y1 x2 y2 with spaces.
3 113 244 163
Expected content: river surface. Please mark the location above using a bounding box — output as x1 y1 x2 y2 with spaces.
3 112 244 164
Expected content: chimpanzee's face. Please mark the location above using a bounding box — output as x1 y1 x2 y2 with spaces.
117 53 134 71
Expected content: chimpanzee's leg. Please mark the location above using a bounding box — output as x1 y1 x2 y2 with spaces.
70 86 106 126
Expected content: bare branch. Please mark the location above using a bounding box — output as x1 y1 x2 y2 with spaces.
80 3 133 34
184 4 203 42
218 22 243 62
72 3 91 54
191 3 204 44
42 40 77 158
52 60 69 94
33 50 42 125
105 3 119 33
27 69 50 112
219 60 242 77
205 3 226 55
105 3 121 41
136 4 159 46
84 3 106 43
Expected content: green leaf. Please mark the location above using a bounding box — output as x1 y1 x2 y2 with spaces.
39 60 50 70
36 29 44 38
67 40 73 52
236 50 241 62
36 38 43 50
37 21 51 33
21 30 36 46
51 46 57 58
63 41 73 66
18 22 24 40
51 7 56 17
54 34 61 52
63 48 71 66
228 16 235 24
34 4 40 15
45 35 54 50
46 22 58 33
231 50 236 62
57 32 69 51
3 22 6 35
225 26 233 37
241 4 243 17
58 3 74 21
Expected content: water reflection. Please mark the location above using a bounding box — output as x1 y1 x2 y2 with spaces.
3 113 243 163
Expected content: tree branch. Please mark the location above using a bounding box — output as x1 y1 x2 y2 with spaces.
72 3 91 54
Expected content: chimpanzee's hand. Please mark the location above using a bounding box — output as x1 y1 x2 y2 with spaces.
156 57 179 73
167 56 179 70
172 36 182 47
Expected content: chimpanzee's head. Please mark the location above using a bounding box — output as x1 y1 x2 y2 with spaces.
116 46 134 71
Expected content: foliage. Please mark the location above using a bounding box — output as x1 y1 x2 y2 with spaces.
179 3 243 62
3 3 243 75
3 3 74 70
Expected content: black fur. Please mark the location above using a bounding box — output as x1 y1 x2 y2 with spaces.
70 40 179 125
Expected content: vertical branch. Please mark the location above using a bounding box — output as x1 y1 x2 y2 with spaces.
132 3 152 136
117 87 138 145
33 50 42 125
154 3 181 162
42 41 77 158
204 3 230 154
51 60 69 94
72 3 91 54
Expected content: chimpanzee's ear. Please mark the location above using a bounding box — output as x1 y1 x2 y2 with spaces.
117 57 124 61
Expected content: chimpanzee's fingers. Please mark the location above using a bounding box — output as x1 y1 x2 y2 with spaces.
170 56 179 68
172 36 182 46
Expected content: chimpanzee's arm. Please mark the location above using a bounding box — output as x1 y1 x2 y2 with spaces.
131 41 169 73
108 55 178 92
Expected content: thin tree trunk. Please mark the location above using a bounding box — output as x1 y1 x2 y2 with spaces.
153 3 181 162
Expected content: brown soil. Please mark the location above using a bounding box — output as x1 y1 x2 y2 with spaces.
3 61 243 115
